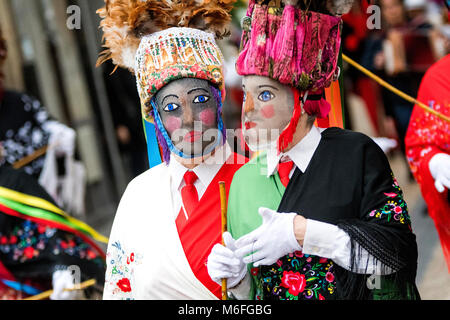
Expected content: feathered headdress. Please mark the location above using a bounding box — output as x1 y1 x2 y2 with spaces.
97 0 237 72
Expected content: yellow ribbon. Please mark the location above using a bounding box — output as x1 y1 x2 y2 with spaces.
0 187 109 244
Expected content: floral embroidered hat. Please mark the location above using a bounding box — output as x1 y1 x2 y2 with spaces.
135 27 226 123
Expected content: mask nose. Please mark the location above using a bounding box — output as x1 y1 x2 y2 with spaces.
182 102 195 126
243 92 255 114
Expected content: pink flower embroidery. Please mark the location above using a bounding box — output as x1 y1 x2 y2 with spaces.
189 64 202 73
394 206 403 214
384 192 398 198
281 271 306 296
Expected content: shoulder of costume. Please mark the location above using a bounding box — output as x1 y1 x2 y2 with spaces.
321 127 389 159
125 162 168 190
322 127 373 144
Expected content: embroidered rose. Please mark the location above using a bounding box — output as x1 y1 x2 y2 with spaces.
325 272 335 283
60 241 68 249
394 206 403 214
37 224 47 234
24 247 35 259
281 271 306 296
251 267 259 276
9 235 17 244
86 249 97 260
116 278 132 293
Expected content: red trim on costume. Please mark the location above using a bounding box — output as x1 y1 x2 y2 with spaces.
175 152 247 298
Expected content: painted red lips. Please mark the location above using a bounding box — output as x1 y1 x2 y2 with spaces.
244 121 257 130
184 131 203 142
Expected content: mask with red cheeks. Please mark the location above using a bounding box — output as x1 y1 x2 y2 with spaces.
242 75 294 150
154 78 220 157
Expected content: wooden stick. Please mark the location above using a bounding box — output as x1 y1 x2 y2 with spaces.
219 181 227 301
12 145 49 169
21 278 97 301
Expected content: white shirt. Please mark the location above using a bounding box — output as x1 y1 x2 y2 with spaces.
265 126 391 275
168 143 232 219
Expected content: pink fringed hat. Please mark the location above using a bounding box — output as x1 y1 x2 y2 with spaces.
236 0 353 151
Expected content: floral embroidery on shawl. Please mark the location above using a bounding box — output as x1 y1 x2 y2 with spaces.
254 251 336 300
368 174 411 229
0 220 102 264
105 241 142 300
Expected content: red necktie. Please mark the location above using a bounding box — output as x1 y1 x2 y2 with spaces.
179 171 199 222
278 160 294 187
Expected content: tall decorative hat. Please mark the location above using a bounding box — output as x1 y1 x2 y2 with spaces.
236 0 354 151
97 0 236 164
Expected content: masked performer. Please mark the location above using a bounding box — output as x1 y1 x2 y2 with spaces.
97 0 247 300
207 0 420 300
405 54 450 272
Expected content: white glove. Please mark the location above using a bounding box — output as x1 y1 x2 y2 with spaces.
44 121 76 157
235 207 302 267
50 270 79 300
207 232 247 288
429 153 450 193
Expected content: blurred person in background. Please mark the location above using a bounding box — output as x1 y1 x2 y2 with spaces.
405 3 450 273
102 61 148 179
0 27 106 299
341 1 398 153
361 0 445 168
0 25 85 218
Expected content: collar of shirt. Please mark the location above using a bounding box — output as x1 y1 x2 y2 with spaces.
266 125 322 178
168 142 232 196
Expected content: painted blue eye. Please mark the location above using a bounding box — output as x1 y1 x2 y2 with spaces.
163 103 180 112
258 90 274 102
243 92 247 102
193 95 210 103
